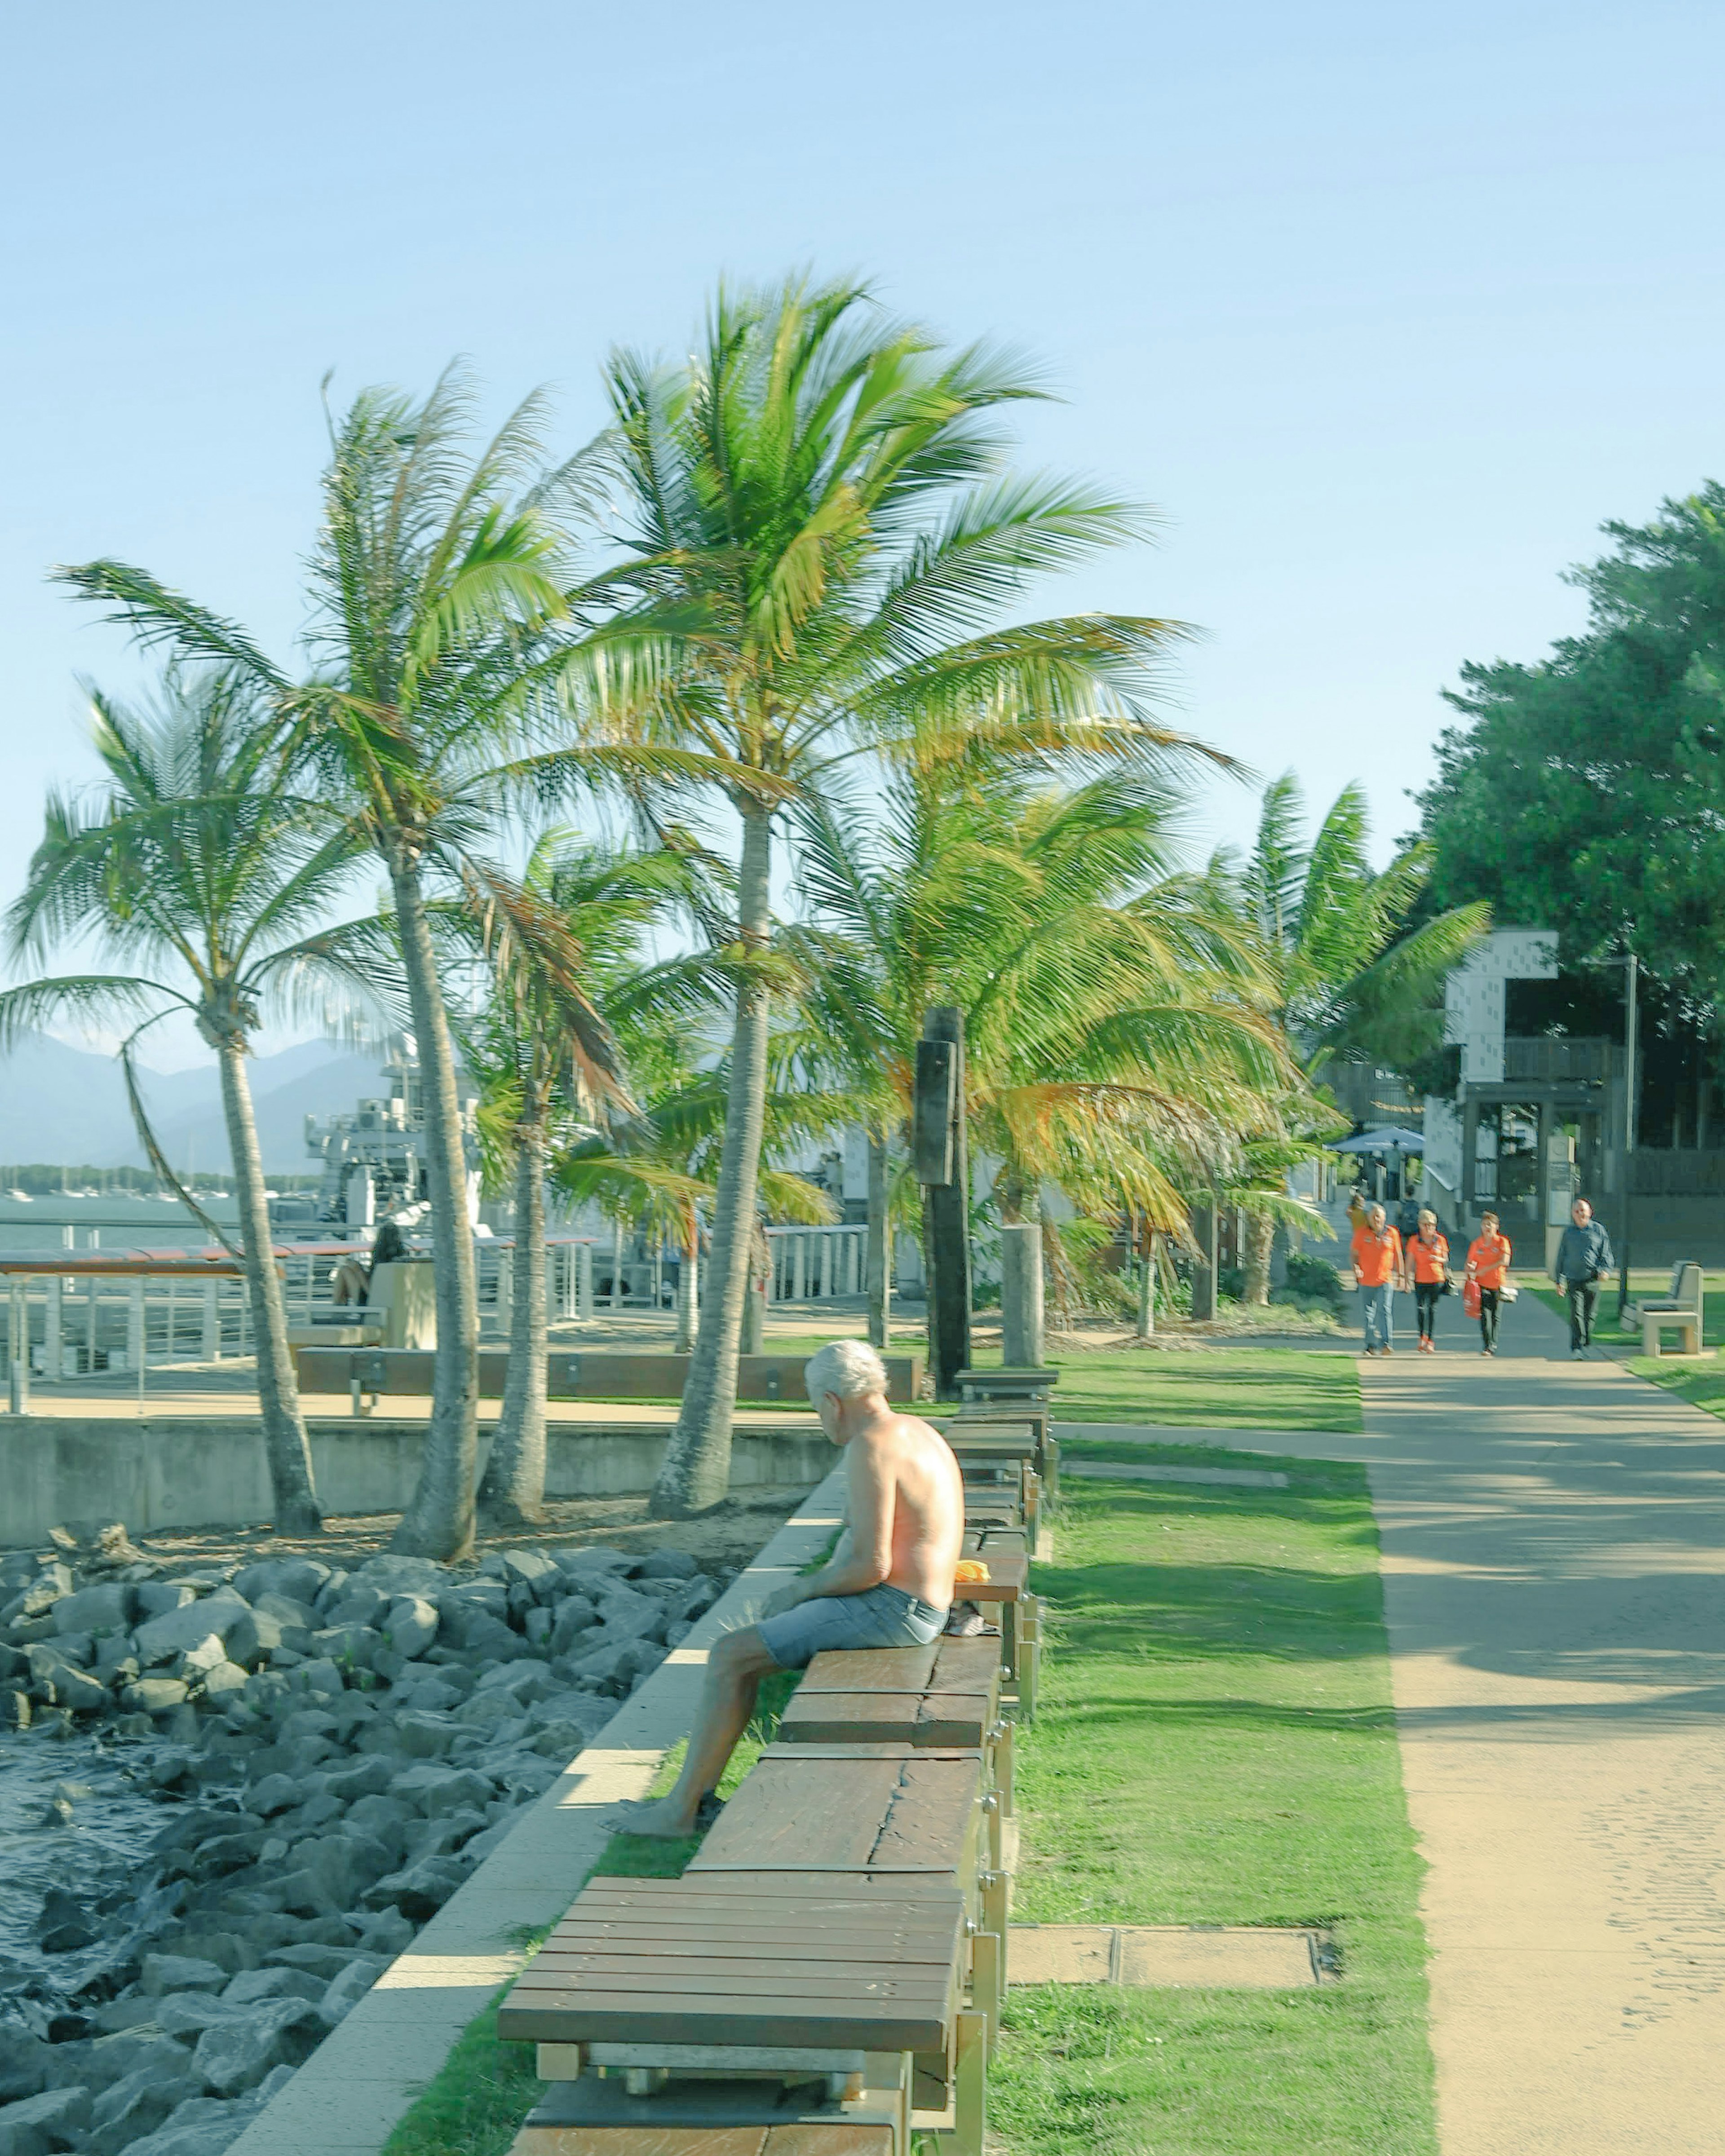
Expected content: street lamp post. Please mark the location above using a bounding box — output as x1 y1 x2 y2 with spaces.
1617 953 1639 1323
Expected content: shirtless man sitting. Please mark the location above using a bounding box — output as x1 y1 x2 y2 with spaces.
605 1338 964 1838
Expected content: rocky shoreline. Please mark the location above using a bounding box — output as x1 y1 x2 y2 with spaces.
0 1523 731 2156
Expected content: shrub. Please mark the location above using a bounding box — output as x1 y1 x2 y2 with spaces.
1283 1251 1345 1306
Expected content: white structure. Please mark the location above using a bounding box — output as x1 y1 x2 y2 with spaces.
1442 929 1557 1084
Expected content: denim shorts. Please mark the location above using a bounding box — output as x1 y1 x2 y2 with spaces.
756 1582 949 1671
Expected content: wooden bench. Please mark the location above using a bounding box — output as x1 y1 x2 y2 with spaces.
943 1425 1049 1555
1628 1261 1705 1357
777 1638 1010 1812
499 1872 964 2156
941 1404 1059 1503
690 1742 1003 2148
296 1344 928 1411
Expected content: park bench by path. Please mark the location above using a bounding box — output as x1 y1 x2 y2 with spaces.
1625 1261 1705 1357
941 1422 1049 1556
951 1544 1042 1722
939 1400 1059 1504
777 1638 1011 1813
499 1742 1000 2156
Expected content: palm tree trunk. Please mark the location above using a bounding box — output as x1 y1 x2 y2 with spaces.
865 1133 891 1349
675 1234 699 1354
1243 1209 1275 1306
476 1126 546 1529
1137 1228 1156 1337
650 802 773 1516
215 1035 321 1535
389 854 481 1560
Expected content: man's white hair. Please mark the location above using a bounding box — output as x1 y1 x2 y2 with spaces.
805 1339 889 1403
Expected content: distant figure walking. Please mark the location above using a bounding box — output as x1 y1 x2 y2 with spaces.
1407 1209 1450 1354
1466 1210 1513 1356
1352 1202 1402 1356
1551 1198 1614 1357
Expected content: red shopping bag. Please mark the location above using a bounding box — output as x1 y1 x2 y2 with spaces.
1463 1279 1481 1319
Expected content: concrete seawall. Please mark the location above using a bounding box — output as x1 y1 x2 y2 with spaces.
0 1416 834 1546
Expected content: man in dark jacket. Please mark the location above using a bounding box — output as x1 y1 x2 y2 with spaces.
1551 1198 1614 1356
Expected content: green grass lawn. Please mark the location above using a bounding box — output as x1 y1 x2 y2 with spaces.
1050 1348 1363 1434
1623 1353 1725 1420
995 1446 1434 2156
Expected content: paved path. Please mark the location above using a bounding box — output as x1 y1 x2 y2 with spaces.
1062 1292 1725 2152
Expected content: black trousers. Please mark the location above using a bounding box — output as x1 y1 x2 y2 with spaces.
1415 1280 1443 1339
1478 1287 1501 1350
1565 1280 1599 1350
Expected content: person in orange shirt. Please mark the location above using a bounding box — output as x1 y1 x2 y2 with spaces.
1406 1207 1451 1354
1351 1202 1403 1355
1465 1210 1513 1356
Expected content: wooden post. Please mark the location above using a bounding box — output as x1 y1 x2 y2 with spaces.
916 1006 973 1398
1137 1227 1156 1338
1190 1197 1218 1321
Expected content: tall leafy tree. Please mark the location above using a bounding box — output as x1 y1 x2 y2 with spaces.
1418 485 1725 1002
566 274 1195 1514
58 371 583 1560
0 669 387 1533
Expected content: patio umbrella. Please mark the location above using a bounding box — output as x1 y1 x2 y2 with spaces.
1332 1127 1425 1154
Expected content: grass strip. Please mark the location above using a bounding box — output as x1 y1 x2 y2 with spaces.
1050 1348 1363 1434
994 1447 1435 2156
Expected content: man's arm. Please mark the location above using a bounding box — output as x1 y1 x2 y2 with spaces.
759 1436 895 1617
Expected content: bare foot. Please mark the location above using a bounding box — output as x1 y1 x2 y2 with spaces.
602 1796 700 1839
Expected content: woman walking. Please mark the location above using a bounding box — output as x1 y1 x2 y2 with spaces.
1466 1210 1513 1356
1407 1208 1450 1353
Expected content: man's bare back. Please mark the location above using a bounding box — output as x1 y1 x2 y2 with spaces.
837 1405 964 1608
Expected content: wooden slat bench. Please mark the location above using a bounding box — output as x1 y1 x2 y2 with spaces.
688 1742 1003 2147
941 1405 1060 1503
951 1544 1043 1721
777 1638 1010 1812
498 1873 966 2156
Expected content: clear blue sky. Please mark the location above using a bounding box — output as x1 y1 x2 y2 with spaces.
3 0 1721 931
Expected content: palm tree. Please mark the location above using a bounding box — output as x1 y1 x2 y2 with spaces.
566 274 1195 1514
1234 773 1491 1299
460 841 670 1528
58 370 584 1560
0 669 388 1534
788 750 1293 1305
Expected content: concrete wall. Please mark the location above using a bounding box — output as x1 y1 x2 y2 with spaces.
0 1415 834 1548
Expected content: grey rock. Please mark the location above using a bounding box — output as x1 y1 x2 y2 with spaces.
87 2065 200 2156
122 1674 190 1714
93 1635 138 1678
669 1574 721 1623
0 1689 29 1731
119 2096 263 2156
264 1942 363 1982
221 1967 323 2007
191 2000 320 2095
307 1623 380 1670
474 1659 557 1705
246 1772 301 1817
637 1547 701 1580
153 1993 238 2041
664 1620 693 1648
557 1546 637 1585
179 1634 231 1676
23 1648 107 1714
296 1657 346 1698
451 1690 518 1732
548 1595 599 1656
500 1547 561 1595
198 1661 249 1702
318 1953 386 2026
0 2032 47 2104
234 1556 331 1605
223 1608 285 1666
324 1580 388 1629
391 1672 461 1713
277 1705 340 1745
50 1581 134 1634
354 1552 449 1597
362 1851 467 1919
522 1604 554 1647
392 1763 495 1816
0 2085 90 2156
382 1594 438 1659
351 1904 412 1956
134 1587 252 1666
140 1953 229 1998
323 1754 393 1801
392 1709 456 1758
133 1581 198 1619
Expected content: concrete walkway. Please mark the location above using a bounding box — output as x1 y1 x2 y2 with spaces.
1062 1292 1725 2153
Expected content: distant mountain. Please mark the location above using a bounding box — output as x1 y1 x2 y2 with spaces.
0 1032 387 1176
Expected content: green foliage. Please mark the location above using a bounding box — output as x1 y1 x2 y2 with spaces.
1416 484 1725 1005
1284 1250 1346 1307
